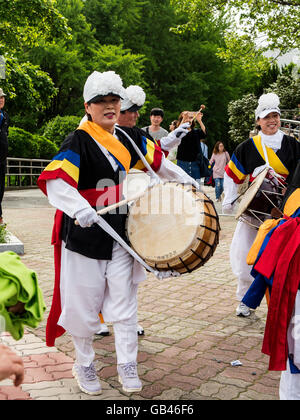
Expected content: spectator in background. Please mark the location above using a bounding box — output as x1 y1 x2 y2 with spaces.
167 120 178 162
142 108 168 141
200 139 208 158
0 88 9 224
176 110 206 181
209 141 230 201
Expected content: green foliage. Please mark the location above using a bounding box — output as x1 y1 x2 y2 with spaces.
42 115 81 147
0 223 8 244
8 127 58 159
266 74 300 110
228 94 258 146
8 128 40 158
227 71 300 148
0 0 70 53
1 0 299 159
1 56 57 131
33 135 59 159
83 0 146 45
171 0 300 64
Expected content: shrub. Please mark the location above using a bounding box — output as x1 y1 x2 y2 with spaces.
8 127 39 158
8 127 58 159
33 135 58 159
42 115 81 147
0 223 8 244
228 94 258 145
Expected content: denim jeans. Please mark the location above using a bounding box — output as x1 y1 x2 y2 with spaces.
177 160 201 182
214 177 224 200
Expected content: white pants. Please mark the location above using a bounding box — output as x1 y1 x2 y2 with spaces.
230 219 258 301
58 241 139 366
280 362 300 400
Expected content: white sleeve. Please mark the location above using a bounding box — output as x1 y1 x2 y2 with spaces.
46 178 92 218
222 172 239 206
155 154 200 189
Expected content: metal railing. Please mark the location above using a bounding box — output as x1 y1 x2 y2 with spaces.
4 118 300 189
281 118 300 139
6 157 51 189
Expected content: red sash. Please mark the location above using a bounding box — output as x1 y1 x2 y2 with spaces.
254 218 300 370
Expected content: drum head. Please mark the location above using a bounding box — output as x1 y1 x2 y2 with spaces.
127 183 203 263
126 182 220 273
235 168 268 220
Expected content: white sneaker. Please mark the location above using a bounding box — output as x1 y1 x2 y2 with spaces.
95 323 110 336
72 363 102 395
117 362 142 393
137 323 144 336
236 302 251 317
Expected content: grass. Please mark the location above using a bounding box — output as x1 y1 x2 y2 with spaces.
0 223 8 243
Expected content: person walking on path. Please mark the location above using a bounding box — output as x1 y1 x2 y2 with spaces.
0 88 9 224
209 141 230 201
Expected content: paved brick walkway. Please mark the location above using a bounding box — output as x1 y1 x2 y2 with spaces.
0 187 281 400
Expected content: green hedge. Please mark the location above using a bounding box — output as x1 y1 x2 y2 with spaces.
42 115 81 147
8 127 58 159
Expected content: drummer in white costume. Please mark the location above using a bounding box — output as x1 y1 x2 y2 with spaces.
37 71 196 396
222 93 300 317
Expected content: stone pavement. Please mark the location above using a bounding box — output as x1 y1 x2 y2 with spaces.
0 186 281 400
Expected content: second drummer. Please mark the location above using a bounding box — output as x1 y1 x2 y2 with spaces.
222 92 300 317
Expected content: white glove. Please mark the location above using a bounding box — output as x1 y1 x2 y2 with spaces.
148 173 161 188
154 270 181 280
160 123 190 151
75 207 99 228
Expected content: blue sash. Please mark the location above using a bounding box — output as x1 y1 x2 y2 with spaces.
0 110 3 128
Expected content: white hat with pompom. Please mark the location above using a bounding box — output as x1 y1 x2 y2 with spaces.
255 93 281 120
83 71 124 103
121 85 146 112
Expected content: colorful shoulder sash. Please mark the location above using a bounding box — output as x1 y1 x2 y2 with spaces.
79 121 131 174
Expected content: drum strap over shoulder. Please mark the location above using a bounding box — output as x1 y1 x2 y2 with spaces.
252 135 289 176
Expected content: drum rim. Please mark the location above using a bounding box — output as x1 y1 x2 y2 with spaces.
235 168 269 220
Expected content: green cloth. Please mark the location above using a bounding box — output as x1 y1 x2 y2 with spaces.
0 251 46 340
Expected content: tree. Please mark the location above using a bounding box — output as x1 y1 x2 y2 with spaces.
0 0 70 53
83 0 146 45
171 0 300 62
227 70 300 147
1 56 57 131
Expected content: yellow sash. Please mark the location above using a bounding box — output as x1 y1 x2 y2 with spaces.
284 189 300 217
252 135 289 176
79 121 131 173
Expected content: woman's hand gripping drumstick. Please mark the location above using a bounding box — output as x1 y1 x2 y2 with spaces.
74 189 147 225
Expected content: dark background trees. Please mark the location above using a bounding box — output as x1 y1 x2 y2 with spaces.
0 0 299 157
